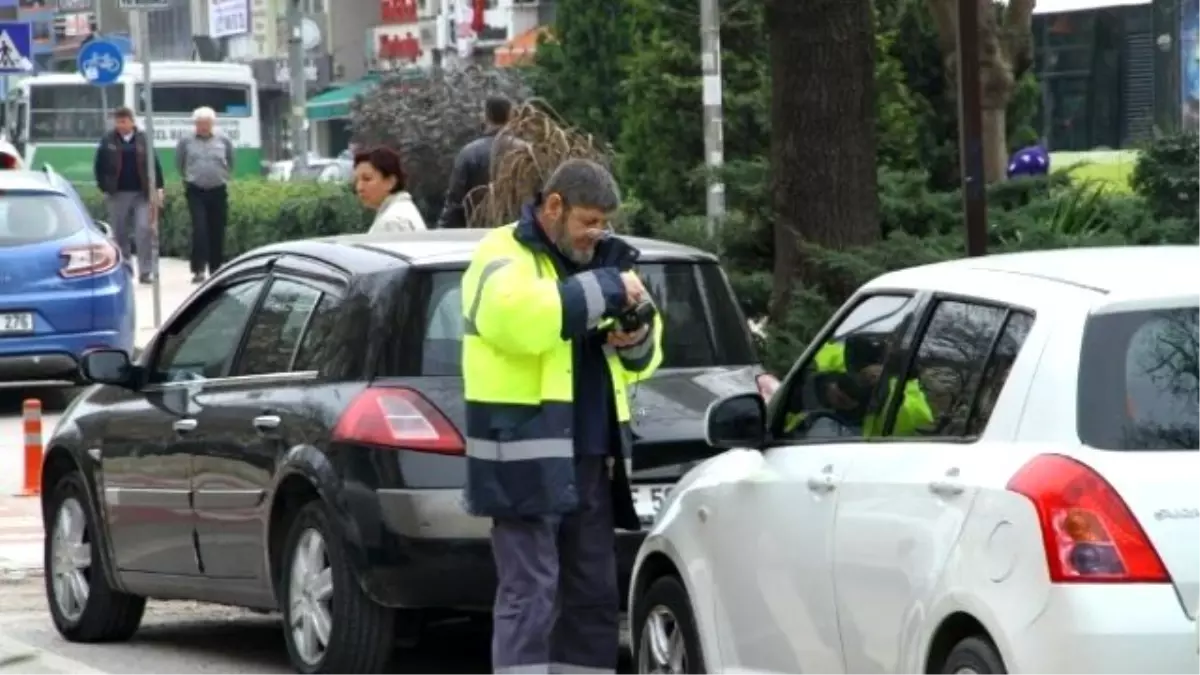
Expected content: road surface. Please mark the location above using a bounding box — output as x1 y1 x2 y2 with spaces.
0 260 632 672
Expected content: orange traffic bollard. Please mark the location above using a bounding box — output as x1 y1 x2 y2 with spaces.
19 398 42 497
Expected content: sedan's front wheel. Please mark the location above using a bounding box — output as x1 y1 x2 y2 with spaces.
634 576 706 674
280 501 396 673
44 473 145 642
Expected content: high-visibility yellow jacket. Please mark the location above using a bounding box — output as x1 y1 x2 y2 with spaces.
785 341 934 437
461 216 663 523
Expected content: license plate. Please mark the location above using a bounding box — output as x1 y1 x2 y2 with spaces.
0 312 33 334
633 484 672 524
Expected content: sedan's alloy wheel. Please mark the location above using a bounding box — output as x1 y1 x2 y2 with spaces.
50 496 92 623
638 605 688 674
288 528 335 667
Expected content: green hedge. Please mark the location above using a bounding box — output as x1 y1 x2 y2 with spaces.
79 180 371 259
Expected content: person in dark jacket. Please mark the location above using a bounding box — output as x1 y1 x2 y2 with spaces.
436 96 513 229
94 106 165 284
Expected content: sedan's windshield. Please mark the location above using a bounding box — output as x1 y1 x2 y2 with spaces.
1078 304 1199 451
420 262 758 376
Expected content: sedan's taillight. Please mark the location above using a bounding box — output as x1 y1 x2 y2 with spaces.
60 242 119 278
331 387 465 455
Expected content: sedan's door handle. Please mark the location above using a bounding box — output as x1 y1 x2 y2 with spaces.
806 475 837 494
929 480 964 497
253 415 281 431
173 418 198 434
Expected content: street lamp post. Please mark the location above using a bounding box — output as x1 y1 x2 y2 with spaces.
956 0 989 257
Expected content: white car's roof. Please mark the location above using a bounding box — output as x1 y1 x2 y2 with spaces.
869 246 1197 306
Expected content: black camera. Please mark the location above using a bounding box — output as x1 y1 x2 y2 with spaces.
617 300 657 332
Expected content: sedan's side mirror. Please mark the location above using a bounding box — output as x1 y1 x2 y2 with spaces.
80 348 134 387
705 392 767 450
95 220 114 239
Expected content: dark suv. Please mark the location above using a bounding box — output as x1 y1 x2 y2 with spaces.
40 229 770 673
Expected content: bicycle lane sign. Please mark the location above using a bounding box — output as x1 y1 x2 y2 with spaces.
0 22 33 74
78 39 125 85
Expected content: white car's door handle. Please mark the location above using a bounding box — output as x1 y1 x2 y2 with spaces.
806 475 837 494
253 415 281 431
929 480 964 497
173 418 198 434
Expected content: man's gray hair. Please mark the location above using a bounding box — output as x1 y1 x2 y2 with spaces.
542 159 621 213
192 106 217 121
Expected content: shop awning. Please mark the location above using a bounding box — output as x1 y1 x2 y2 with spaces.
307 76 379 122
495 27 551 68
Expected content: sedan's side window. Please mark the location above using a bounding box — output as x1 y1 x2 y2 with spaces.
292 294 340 373
775 294 923 442
152 279 265 383
235 278 324 376
889 300 1009 438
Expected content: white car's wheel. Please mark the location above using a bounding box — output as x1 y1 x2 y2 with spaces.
279 501 396 673
633 576 706 674
44 473 145 642
941 636 1007 674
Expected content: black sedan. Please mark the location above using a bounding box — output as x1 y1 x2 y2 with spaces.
38 229 771 673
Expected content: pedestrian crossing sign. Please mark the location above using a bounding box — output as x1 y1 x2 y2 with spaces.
0 22 33 75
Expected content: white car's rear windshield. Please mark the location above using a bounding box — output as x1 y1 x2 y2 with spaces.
1077 305 1199 451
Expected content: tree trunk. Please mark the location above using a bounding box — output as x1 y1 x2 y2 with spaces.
982 107 1008 183
766 0 879 324
927 0 1037 183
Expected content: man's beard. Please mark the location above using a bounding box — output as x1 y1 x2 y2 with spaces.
553 224 595 266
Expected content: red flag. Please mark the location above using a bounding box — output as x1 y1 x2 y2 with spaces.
471 0 486 33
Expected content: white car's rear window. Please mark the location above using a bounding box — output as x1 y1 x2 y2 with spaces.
1078 306 1199 450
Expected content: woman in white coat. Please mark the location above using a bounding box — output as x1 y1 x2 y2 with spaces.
353 147 427 233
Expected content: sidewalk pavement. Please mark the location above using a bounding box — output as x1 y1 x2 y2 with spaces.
0 632 105 674
0 258 197 579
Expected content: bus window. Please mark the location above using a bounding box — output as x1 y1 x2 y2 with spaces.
29 83 122 142
135 83 253 117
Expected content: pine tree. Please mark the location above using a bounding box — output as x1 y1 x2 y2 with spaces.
530 0 630 146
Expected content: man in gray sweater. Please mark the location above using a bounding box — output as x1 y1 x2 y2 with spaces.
176 106 234 284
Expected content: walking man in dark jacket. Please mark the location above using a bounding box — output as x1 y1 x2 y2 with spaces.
176 106 234 283
436 96 513 228
461 159 664 674
93 106 164 284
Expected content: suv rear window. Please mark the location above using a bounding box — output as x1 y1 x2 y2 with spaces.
421 262 757 376
0 194 85 246
1078 305 1199 451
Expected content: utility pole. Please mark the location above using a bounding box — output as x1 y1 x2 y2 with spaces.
699 0 725 240
134 9 162 327
287 0 308 170
97 0 108 115
956 0 988 257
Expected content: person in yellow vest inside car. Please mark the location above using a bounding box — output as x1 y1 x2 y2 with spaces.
784 332 933 438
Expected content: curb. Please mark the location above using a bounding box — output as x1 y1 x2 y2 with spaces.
0 632 105 674
0 562 43 583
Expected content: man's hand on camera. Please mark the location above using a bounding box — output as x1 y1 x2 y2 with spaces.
620 271 646 304
608 325 649 348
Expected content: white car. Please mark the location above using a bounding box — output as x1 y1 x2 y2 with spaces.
628 246 1199 674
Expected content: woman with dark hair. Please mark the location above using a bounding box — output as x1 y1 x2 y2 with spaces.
354 146 426 233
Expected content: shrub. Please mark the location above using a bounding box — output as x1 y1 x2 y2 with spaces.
1130 133 1199 224
79 180 369 259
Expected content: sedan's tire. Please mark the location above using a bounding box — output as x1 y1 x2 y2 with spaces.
44 473 145 642
633 575 706 674
280 501 396 674
941 636 1007 674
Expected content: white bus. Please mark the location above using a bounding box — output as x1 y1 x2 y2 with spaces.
3 61 262 185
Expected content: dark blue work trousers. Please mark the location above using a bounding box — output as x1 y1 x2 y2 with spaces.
490 455 619 674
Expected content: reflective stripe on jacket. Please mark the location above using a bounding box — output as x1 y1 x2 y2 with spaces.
461 222 663 519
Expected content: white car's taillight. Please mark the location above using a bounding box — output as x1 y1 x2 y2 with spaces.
60 242 119 278
1007 453 1170 583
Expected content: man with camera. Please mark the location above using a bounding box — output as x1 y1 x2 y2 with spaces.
461 159 663 674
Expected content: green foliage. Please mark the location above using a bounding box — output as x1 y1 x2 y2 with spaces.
874 10 922 171
1130 133 1200 224
79 181 369 259
616 0 768 221
528 0 629 145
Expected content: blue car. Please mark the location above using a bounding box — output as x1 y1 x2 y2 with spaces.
0 168 136 388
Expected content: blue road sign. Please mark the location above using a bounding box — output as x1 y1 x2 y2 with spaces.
0 22 32 75
78 39 124 86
